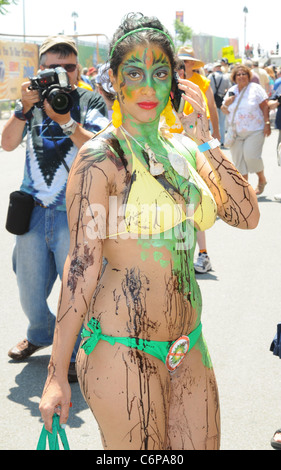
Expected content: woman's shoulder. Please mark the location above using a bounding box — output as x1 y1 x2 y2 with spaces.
75 126 128 175
248 81 268 99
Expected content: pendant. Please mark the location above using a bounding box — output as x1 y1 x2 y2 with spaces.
168 152 190 180
149 160 165 176
145 143 165 176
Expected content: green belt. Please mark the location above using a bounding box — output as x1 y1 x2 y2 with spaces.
81 318 202 371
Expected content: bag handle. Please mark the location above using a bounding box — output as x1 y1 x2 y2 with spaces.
213 73 223 93
36 414 70 450
230 85 248 125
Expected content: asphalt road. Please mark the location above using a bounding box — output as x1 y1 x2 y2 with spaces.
0 119 281 450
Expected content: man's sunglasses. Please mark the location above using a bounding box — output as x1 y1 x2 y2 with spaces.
44 64 77 72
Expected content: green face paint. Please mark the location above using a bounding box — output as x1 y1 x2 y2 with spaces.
116 45 172 132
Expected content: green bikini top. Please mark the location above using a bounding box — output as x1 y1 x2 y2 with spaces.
108 132 217 238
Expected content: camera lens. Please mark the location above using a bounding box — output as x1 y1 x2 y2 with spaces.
47 89 73 114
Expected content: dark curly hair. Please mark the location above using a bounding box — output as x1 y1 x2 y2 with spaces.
109 12 176 77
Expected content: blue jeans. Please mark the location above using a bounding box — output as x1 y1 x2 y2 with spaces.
12 206 79 362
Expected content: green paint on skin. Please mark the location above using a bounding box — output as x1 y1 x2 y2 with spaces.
195 335 213 369
117 46 212 368
138 232 211 369
117 45 172 141
153 251 163 262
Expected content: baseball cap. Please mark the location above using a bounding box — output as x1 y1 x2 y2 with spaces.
39 35 78 58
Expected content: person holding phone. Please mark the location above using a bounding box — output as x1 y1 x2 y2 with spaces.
39 13 260 450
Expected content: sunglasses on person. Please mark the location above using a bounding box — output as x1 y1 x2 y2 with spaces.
236 72 248 77
44 64 77 72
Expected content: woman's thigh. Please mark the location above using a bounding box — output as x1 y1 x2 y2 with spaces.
76 341 170 450
167 339 220 450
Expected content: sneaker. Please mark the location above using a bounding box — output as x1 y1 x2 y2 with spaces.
274 194 281 201
194 252 212 274
8 339 46 360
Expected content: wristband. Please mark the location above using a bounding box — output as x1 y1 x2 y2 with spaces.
198 138 220 152
14 99 33 121
60 118 77 136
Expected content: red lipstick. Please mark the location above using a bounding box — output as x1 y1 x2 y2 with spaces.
138 102 158 110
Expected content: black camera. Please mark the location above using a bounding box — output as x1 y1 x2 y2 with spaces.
277 95 281 104
29 67 73 114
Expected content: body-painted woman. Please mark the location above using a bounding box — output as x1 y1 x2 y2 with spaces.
39 13 260 450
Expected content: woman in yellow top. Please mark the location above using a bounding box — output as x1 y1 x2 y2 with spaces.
39 12 259 450
171 46 220 141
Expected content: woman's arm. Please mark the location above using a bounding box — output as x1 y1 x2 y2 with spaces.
39 139 111 432
259 99 271 137
178 79 260 230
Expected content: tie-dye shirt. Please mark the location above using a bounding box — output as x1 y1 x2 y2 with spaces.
20 87 109 210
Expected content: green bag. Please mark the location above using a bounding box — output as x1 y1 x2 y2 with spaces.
36 414 70 450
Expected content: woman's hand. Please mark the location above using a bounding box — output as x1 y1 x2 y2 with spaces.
223 94 235 107
220 104 230 115
39 371 72 433
264 122 271 137
177 79 212 143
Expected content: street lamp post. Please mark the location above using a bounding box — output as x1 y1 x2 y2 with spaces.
243 6 248 59
71 12 79 35
23 0 26 43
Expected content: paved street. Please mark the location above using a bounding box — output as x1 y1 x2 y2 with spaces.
0 118 281 450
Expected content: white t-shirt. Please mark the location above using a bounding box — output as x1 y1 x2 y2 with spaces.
224 82 268 133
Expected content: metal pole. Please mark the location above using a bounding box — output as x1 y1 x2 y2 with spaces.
243 7 248 59
23 0 26 43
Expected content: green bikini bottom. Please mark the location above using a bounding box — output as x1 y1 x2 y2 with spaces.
81 318 202 372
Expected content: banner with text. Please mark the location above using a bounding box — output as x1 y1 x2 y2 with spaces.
0 41 39 100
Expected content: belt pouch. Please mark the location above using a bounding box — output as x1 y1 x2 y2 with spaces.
6 190 34 235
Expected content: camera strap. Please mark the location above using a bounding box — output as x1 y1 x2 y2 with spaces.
44 115 70 173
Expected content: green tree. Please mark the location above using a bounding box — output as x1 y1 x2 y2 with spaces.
174 19 193 46
0 0 18 15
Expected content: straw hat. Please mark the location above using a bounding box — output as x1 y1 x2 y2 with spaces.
177 46 204 69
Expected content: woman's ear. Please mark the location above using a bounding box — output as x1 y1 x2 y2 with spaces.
108 68 118 93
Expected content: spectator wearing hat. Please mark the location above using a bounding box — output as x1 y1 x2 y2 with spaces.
1 35 109 380
95 62 116 120
221 58 230 75
177 46 220 141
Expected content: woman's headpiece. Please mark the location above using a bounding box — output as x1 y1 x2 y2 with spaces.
110 27 175 59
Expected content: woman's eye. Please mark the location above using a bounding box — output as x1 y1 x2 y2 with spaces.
155 69 169 80
128 70 142 80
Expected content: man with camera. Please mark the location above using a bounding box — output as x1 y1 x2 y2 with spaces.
1 35 109 381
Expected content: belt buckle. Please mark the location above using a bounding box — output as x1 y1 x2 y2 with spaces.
165 335 190 372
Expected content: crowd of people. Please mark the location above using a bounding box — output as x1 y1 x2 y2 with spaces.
1 11 279 451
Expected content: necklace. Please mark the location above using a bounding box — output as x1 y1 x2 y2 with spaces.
120 126 165 176
120 126 190 180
